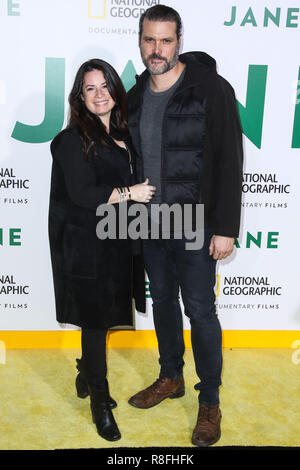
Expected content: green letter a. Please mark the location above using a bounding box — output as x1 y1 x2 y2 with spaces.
121 60 137 92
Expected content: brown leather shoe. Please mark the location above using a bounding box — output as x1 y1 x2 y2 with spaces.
192 404 221 447
128 376 185 409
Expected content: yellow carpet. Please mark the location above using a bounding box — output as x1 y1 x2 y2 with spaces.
0 348 299 450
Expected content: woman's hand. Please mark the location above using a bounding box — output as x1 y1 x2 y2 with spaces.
130 178 156 203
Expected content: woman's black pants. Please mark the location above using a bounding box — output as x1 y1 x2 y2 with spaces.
81 328 108 390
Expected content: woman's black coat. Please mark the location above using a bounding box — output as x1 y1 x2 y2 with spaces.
48 126 145 330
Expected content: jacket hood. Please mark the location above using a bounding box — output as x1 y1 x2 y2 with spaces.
179 51 217 71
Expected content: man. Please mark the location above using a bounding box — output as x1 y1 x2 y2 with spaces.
127 5 243 447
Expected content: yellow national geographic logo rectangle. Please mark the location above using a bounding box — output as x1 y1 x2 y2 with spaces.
0 341 6 364
215 274 221 298
88 0 107 19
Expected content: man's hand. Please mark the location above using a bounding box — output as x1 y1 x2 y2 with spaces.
209 235 235 260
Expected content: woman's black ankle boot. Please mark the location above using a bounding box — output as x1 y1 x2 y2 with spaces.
75 359 117 408
104 378 117 409
88 386 121 441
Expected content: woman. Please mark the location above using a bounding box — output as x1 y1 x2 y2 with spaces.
48 58 155 441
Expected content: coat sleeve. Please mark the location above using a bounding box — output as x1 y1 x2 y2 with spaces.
208 75 244 238
50 130 115 210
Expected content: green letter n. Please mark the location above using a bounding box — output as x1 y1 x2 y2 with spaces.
292 67 300 148
238 65 268 149
12 58 65 143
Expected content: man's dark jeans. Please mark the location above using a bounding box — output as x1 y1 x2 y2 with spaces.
143 230 222 406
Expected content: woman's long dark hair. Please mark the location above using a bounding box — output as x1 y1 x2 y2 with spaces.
68 58 128 157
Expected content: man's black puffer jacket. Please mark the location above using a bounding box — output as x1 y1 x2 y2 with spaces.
128 51 244 238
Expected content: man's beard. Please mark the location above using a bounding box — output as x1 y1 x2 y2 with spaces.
140 45 180 75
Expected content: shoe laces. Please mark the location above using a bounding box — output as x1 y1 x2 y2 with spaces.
150 377 165 391
199 405 210 417
197 405 216 423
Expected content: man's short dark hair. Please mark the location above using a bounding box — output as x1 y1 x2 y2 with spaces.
139 5 182 39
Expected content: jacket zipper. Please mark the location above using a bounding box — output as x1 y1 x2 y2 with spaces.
160 95 173 202
125 144 133 176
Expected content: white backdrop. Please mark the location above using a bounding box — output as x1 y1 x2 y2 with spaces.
0 0 299 332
